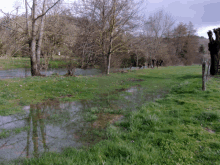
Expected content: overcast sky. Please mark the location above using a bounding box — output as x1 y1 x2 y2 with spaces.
1 0 219 39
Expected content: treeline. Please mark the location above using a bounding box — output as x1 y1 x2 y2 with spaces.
0 0 204 75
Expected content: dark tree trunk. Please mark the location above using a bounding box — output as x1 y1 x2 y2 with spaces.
207 29 220 75
208 41 219 75
65 63 75 76
152 59 155 68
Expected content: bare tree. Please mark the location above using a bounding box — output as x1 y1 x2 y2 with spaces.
74 0 141 74
144 9 175 66
29 0 62 76
171 22 198 65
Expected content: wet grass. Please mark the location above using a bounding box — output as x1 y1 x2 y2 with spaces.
0 126 30 139
0 65 200 116
5 66 220 164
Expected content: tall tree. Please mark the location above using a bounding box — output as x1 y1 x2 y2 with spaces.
144 9 175 65
207 28 220 75
29 0 61 76
74 0 141 74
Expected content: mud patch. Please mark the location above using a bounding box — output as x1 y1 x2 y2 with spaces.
102 88 127 97
127 78 144 82
91 113 124 129
204 127 215 133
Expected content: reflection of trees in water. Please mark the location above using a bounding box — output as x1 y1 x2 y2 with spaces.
80 96 121 112
25 100 82 159
2 88 158 162
27 100 111 153
0 100 78 161
71 98 124 147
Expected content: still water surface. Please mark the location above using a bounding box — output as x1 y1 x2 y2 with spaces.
0 68 101 79
0 67 146 79
0 67 160 164
0 86 167 163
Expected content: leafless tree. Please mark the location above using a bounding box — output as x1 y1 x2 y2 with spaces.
74 0 142 74
144 9 175 66
28 0 63 76
171 22 198 65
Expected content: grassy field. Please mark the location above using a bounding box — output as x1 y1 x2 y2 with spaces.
0 57 30 69
0 57 71 69
0 65 200 116
1 65 220 164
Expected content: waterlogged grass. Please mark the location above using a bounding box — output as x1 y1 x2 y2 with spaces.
9 70 220 164
0 126 30 139
0 65 201 116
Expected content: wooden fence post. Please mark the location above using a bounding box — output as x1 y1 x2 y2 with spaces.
202 61 206 91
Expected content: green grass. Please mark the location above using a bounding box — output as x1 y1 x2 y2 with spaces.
0 65 200 116
0 57 72 69
48 59 70 68
2 65 220 164
0 57 30 69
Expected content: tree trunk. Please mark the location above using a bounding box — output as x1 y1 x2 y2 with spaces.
31 0 41 76
36 0 47 71
202 61 206 91
81 46 85 69
25 0 29 36
107 54 111 75
207 29 220 75
136 50 138 68
208 42 219 75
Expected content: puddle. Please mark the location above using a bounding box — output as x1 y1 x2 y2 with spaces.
91 113 124 129
0 67 145 79
0 68 102 79
0 85 168 163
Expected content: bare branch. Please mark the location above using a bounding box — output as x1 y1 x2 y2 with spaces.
0 9 25 30
35 0 62 21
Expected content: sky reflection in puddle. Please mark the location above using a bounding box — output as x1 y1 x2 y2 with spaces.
0 86 167 163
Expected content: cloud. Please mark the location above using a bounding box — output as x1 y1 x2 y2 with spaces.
197 24 220 39
148 0 164 4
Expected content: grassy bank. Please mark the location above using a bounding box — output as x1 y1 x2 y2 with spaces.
0 57 30 69
1 65 220 164
0 57 71 69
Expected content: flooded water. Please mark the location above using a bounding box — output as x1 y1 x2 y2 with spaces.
0 67 146 79
0 68 102 79
0 85 167 164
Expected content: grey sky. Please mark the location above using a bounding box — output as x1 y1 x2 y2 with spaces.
144 0 220 39
0 0 219 39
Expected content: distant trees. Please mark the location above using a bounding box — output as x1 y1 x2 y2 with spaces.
199 44 205 54
168 22 198 65
73 0 141 74
144 9 175 67
0 1 207 73
0 0 62 76
144 20 199 66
